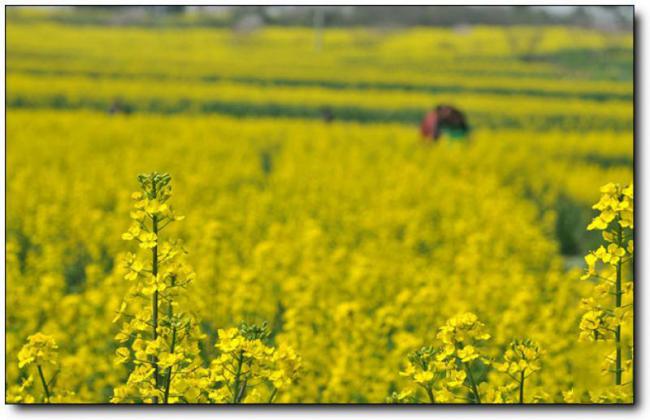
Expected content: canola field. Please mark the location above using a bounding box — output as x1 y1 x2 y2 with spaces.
5 11 634 404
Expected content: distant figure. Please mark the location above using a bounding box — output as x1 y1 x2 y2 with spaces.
108 99 131 115
421 105 469 141
321 106 335 123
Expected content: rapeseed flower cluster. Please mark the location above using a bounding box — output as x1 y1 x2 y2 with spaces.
578 183 633 402
12 333 60 403
208 322 301 403
394 346 462 403
112 172 208 403
109 173 301 404
494 339 543 403
393 314 545 404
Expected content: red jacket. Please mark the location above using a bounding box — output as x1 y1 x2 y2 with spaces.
421 110 439 140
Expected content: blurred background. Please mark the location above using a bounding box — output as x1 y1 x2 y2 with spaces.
7 5 634 31
5 3 635 307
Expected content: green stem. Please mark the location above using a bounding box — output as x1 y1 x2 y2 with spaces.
519 370 525 404
163 277 177 404
615 222 623 386
268 388 278 403
426 385 435 403
162 326 176 404
37 364 51 403
463 362 481 404
232 350 244 403
236 377 248 403
151 180 160 403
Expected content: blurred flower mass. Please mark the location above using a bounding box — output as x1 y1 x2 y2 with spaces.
5 5 633 404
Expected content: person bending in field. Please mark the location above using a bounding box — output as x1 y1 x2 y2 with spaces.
321 106 335 123
108 99 132 115
420 105 469 142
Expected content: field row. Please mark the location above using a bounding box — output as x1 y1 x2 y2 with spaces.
6 73 633 130
8 67 634 102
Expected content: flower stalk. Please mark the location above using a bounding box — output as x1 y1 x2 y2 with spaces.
579 182 633 393
463 362 481 404
615 221 623 386
37 364 51 403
